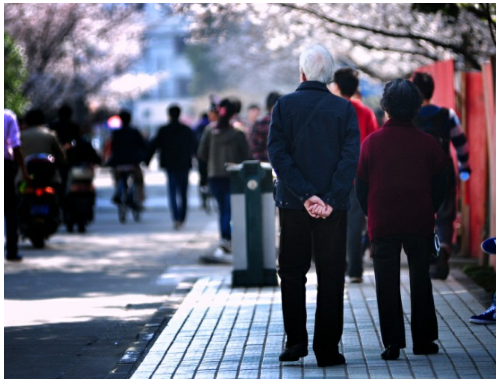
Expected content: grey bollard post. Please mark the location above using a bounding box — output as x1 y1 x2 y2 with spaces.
227 160 278 287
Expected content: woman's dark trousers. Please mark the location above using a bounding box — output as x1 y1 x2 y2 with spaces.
278 208 347 361
371 234 438 349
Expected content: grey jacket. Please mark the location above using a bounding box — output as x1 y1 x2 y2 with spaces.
197 123 251 178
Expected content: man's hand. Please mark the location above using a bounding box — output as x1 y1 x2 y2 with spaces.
304 195 333 219
312 203 333 218
304 195 325 218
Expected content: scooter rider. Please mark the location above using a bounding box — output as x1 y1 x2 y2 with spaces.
106 110 147 209
18 108 66 195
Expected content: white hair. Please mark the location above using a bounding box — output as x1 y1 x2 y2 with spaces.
299 44 335 84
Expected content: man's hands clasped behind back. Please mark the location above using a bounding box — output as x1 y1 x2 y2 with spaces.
304 195 333 219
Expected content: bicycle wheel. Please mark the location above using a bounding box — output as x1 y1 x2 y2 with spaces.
117 178 128 223
129 184 141 222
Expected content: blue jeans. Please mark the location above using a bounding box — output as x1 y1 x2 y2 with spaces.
167 170 189 223
347 188 366 278
209 177 231 241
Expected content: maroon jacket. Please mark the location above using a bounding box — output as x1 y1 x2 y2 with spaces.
356 119 446 240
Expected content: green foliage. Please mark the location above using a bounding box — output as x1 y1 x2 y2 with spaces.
4 32 28 117
462 264 496 294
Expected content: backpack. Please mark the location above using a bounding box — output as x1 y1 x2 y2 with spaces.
412 107 451 156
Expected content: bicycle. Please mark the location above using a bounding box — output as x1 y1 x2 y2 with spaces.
114 165 142 223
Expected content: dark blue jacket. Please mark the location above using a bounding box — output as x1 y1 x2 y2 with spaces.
268 81 359 210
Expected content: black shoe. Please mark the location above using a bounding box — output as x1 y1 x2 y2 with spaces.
413 342 439 355
6 254 23 262
317 353 346 367
279 344 308 362
430 249 450 279
381 344 400 360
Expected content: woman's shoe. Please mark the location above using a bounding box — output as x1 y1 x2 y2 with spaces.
381 344 400 360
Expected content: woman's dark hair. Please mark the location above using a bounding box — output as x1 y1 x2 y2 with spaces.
228 97 241 114
380 79 423 120
412 72 434 100
217 98 237 129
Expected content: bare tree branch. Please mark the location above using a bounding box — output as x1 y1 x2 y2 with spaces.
279 3 481 68
325 27 440 62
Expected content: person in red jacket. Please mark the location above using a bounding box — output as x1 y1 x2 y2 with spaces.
356 79 447 361
331 68 378 283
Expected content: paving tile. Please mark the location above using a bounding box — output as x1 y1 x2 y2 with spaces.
194 370 216 379
216 370 238 379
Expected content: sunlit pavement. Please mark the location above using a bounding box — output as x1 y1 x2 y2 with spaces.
4 167 230 379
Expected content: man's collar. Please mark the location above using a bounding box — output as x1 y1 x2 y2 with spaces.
382 118 415 129
296 81 330 93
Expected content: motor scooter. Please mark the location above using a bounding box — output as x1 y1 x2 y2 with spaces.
18 153 61 248
64 163 96 233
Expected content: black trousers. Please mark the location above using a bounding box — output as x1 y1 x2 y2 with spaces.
371 235 438 349
278 208 346 360
436 165 456 248
4 159 19 257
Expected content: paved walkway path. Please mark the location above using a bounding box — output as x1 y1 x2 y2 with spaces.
131 265 496 379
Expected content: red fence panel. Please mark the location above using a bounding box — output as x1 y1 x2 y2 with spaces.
482 62 496 269
465 72 488 259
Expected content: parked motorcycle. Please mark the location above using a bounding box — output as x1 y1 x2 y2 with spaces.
64 163 96 233
18 153 61 248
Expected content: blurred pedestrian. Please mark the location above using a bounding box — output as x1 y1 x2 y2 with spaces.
268 44 359 367
4 109 30 262
49 104 80 149
331 68 379 283
49 104 81 195
412 72 471 280
242 103 261 140
469 237 496 325
148 105 197 230
198 98 251 254
245 104 261 128
250 92 281 163
356 79 447 360
107 110 147 209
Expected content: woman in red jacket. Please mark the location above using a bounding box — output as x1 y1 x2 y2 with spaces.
356 79 447 360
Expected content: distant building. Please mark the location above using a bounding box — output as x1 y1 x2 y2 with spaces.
127 4 195 137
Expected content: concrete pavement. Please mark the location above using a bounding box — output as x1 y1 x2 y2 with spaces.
130 263 496 379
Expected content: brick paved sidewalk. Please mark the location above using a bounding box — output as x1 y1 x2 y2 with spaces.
131 267 496 379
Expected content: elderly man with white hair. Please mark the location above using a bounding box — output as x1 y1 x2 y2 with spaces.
268 44 360 367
